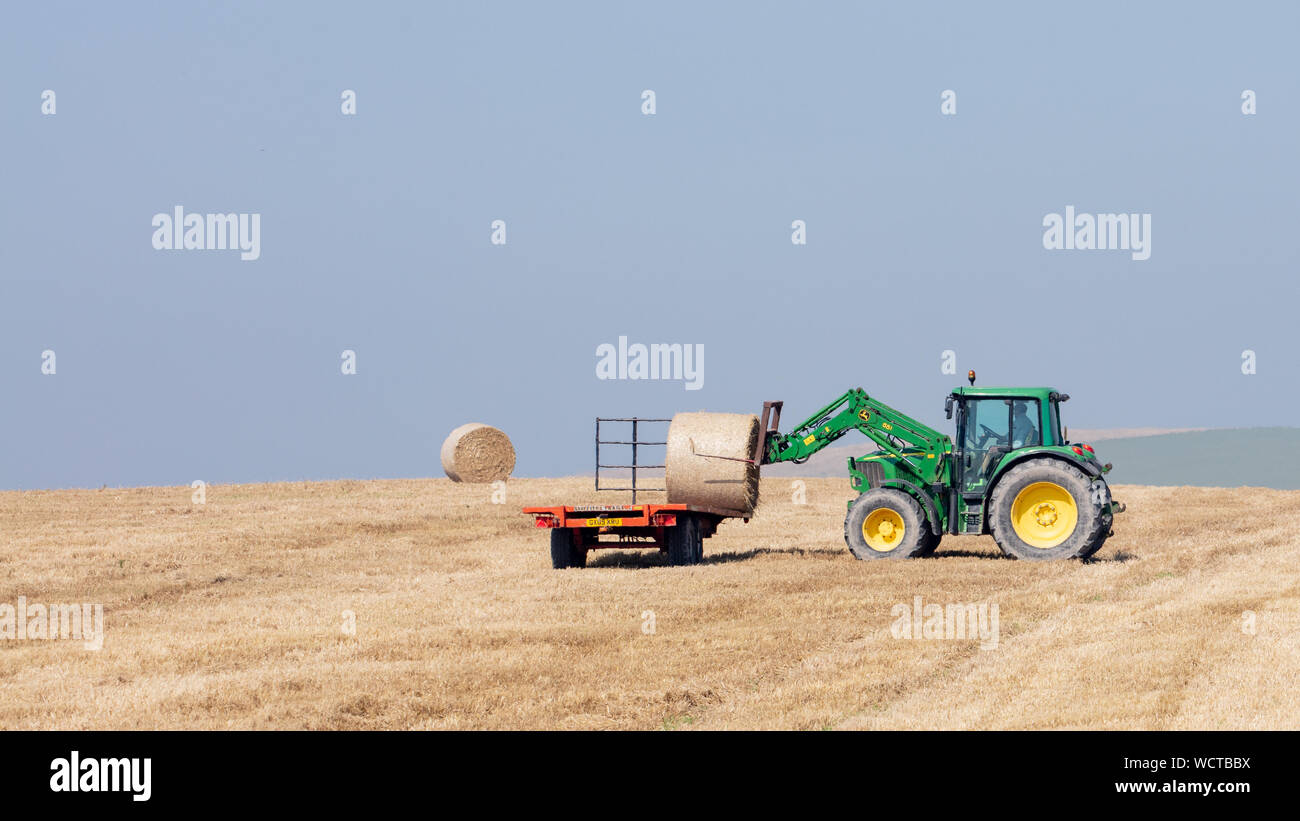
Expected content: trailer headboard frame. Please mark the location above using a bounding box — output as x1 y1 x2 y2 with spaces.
594 417 670 504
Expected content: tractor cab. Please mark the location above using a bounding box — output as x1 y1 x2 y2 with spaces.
945 385 1071 497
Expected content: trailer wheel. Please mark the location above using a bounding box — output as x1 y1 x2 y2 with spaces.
844 489 929 559
666 515 701 566
988 459 1106 561
550 528 587 569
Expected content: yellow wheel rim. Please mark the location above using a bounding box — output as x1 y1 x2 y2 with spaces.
863 508 906 552
1010 482 1078 548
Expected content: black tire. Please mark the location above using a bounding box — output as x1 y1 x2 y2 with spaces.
1077 526 1111 559
988 459 1107 561
550 528 587 569
916 527 942 557
843 488 929 560
1077 482 1116 559
666 515 701 566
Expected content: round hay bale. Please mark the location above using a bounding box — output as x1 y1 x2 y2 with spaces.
665 412 761 513
440 423 516 483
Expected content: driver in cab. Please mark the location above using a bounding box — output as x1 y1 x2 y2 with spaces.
1012 401 1040 447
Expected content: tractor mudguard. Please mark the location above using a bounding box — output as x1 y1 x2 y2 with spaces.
989 446 1103 488
877 478 944 535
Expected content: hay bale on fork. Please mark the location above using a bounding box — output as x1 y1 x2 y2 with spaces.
665 412 761 513
440 423 516 483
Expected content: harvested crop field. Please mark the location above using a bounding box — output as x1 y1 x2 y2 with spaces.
1 477 1298 730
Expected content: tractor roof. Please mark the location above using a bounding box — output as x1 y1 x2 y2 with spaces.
950 386 1060 399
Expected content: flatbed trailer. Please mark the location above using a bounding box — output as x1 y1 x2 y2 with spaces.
523 503 751 568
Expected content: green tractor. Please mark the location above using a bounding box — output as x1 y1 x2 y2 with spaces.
755 372 1124 560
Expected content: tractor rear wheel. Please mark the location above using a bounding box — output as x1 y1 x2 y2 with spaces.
988 459 1106 561
1077 527 1110 559
1077 489 1115 559
666 515 702 566
844 489 929 559
550 528 587 569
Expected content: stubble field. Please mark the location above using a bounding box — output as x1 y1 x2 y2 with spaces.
1 477 1297 730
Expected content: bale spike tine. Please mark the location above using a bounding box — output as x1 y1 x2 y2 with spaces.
689 437 756 464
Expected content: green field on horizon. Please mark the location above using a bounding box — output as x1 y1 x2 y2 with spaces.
1098 427 1300 490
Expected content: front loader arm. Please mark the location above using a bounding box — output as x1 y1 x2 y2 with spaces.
760 388 950 485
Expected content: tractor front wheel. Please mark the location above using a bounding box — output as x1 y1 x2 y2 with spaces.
916 527 942 557
844 489 929 559
988 459 1106 561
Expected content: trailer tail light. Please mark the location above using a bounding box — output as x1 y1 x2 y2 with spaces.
534 516 557 528
651 514 677 527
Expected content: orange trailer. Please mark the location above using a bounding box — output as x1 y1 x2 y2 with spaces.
523 503 750 568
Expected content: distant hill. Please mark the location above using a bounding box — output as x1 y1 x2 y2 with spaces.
1096 427 1300 490
760 427 1300 490
1067 427 1209 442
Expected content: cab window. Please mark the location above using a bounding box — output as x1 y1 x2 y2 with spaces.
964 399 1009 449
961 399 1012 490
1010 399 1041 448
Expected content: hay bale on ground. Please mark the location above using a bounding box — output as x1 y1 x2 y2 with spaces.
440 423 516 483
665 412 760 513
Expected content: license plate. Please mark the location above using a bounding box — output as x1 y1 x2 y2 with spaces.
584 517 622 527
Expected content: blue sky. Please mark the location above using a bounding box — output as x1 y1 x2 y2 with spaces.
2 1 1297 489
